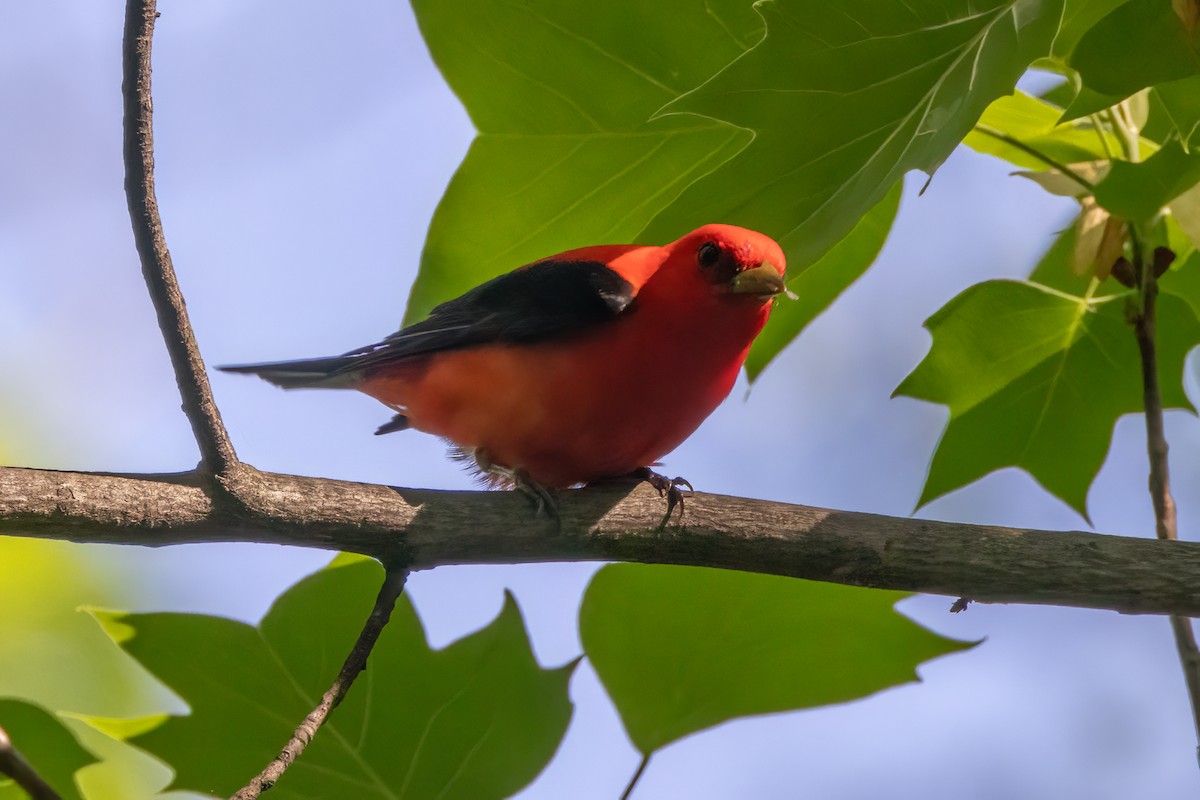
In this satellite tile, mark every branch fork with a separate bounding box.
[120,2,406,794]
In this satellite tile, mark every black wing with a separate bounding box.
[219,259,635,388]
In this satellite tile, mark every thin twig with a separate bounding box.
[972,124,1096,192]
[122,0,239,480]
[0,724,63,800]
[230,567,409,799]
[619,754,651,800]
[1131,255,1200,762]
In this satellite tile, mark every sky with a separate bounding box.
[4,2,1200,798]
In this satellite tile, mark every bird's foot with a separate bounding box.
[512,470,559,521]
[473,450,559,521]
[630,467,693,531]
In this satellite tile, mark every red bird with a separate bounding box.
[222,224,786,521]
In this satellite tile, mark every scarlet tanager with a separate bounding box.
[221,224,786,520]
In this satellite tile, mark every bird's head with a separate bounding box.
[671,224,787,302]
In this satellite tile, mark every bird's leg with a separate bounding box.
[629,467,693,530]
[473,450,559,521]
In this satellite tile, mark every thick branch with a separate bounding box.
[231,567,408,799]
[122,0,238,478]
[2,465,1200,616]
[0,724,62,800]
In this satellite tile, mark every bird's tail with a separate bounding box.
[218,356,362,389]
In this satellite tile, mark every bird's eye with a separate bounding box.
[697,242,721,268]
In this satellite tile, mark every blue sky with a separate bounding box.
[4,2,1200,798]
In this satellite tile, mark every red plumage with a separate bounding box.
[223,223,786,490]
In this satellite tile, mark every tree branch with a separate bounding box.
[1131,249,1200,758]
[3,465,1200,616]
[0,724,63,800]
[231,567,409,799]
[122,0,239,480]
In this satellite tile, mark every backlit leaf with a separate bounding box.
[964,91,1117,168]
[580,565,971,755]
[642,0,1063,270]
[896,279,1200,516]
[96,562,574,799]
[746,182,901,380]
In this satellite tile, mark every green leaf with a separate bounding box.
[1162,248,1200,319]
[1037,76,1077,110]
[97,561,574,799]
[965,91,1116,169]
[579,564,972,755]
[1052,0,1132,57]
[1094,140,1200,222]
[1163,203,1199,260]
[0,699,96,800]
[63,716,175,800]
[1026,216,1125,296]
[1028,219,1089,292]
[403,0,760,322]
[1155,75,1200,147]
[0,537,180,800]
[640,0,1063,269]
[1172,181,1200,250]
[745,181,901,380]
[1060,83,1129,123]
[0,539,165,719]
[0,537,174,800]
[1071,0,1200,97]
[896,280,1200,517]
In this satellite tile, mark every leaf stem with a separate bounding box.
[1131,254,1200,762]
[1103,103,1150,307]
[1090,113,1115,161]
[972,124,1096,192]
[229,566,409,799]
[1107,102,1140,163]
[0,724,63,800]
[619,753,652,800]
[122,0,240,483]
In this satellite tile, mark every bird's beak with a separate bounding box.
[729,263,785,298]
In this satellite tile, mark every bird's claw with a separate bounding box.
[474,451,560,523]
[632,467,693,530]
[514,472,560,522]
